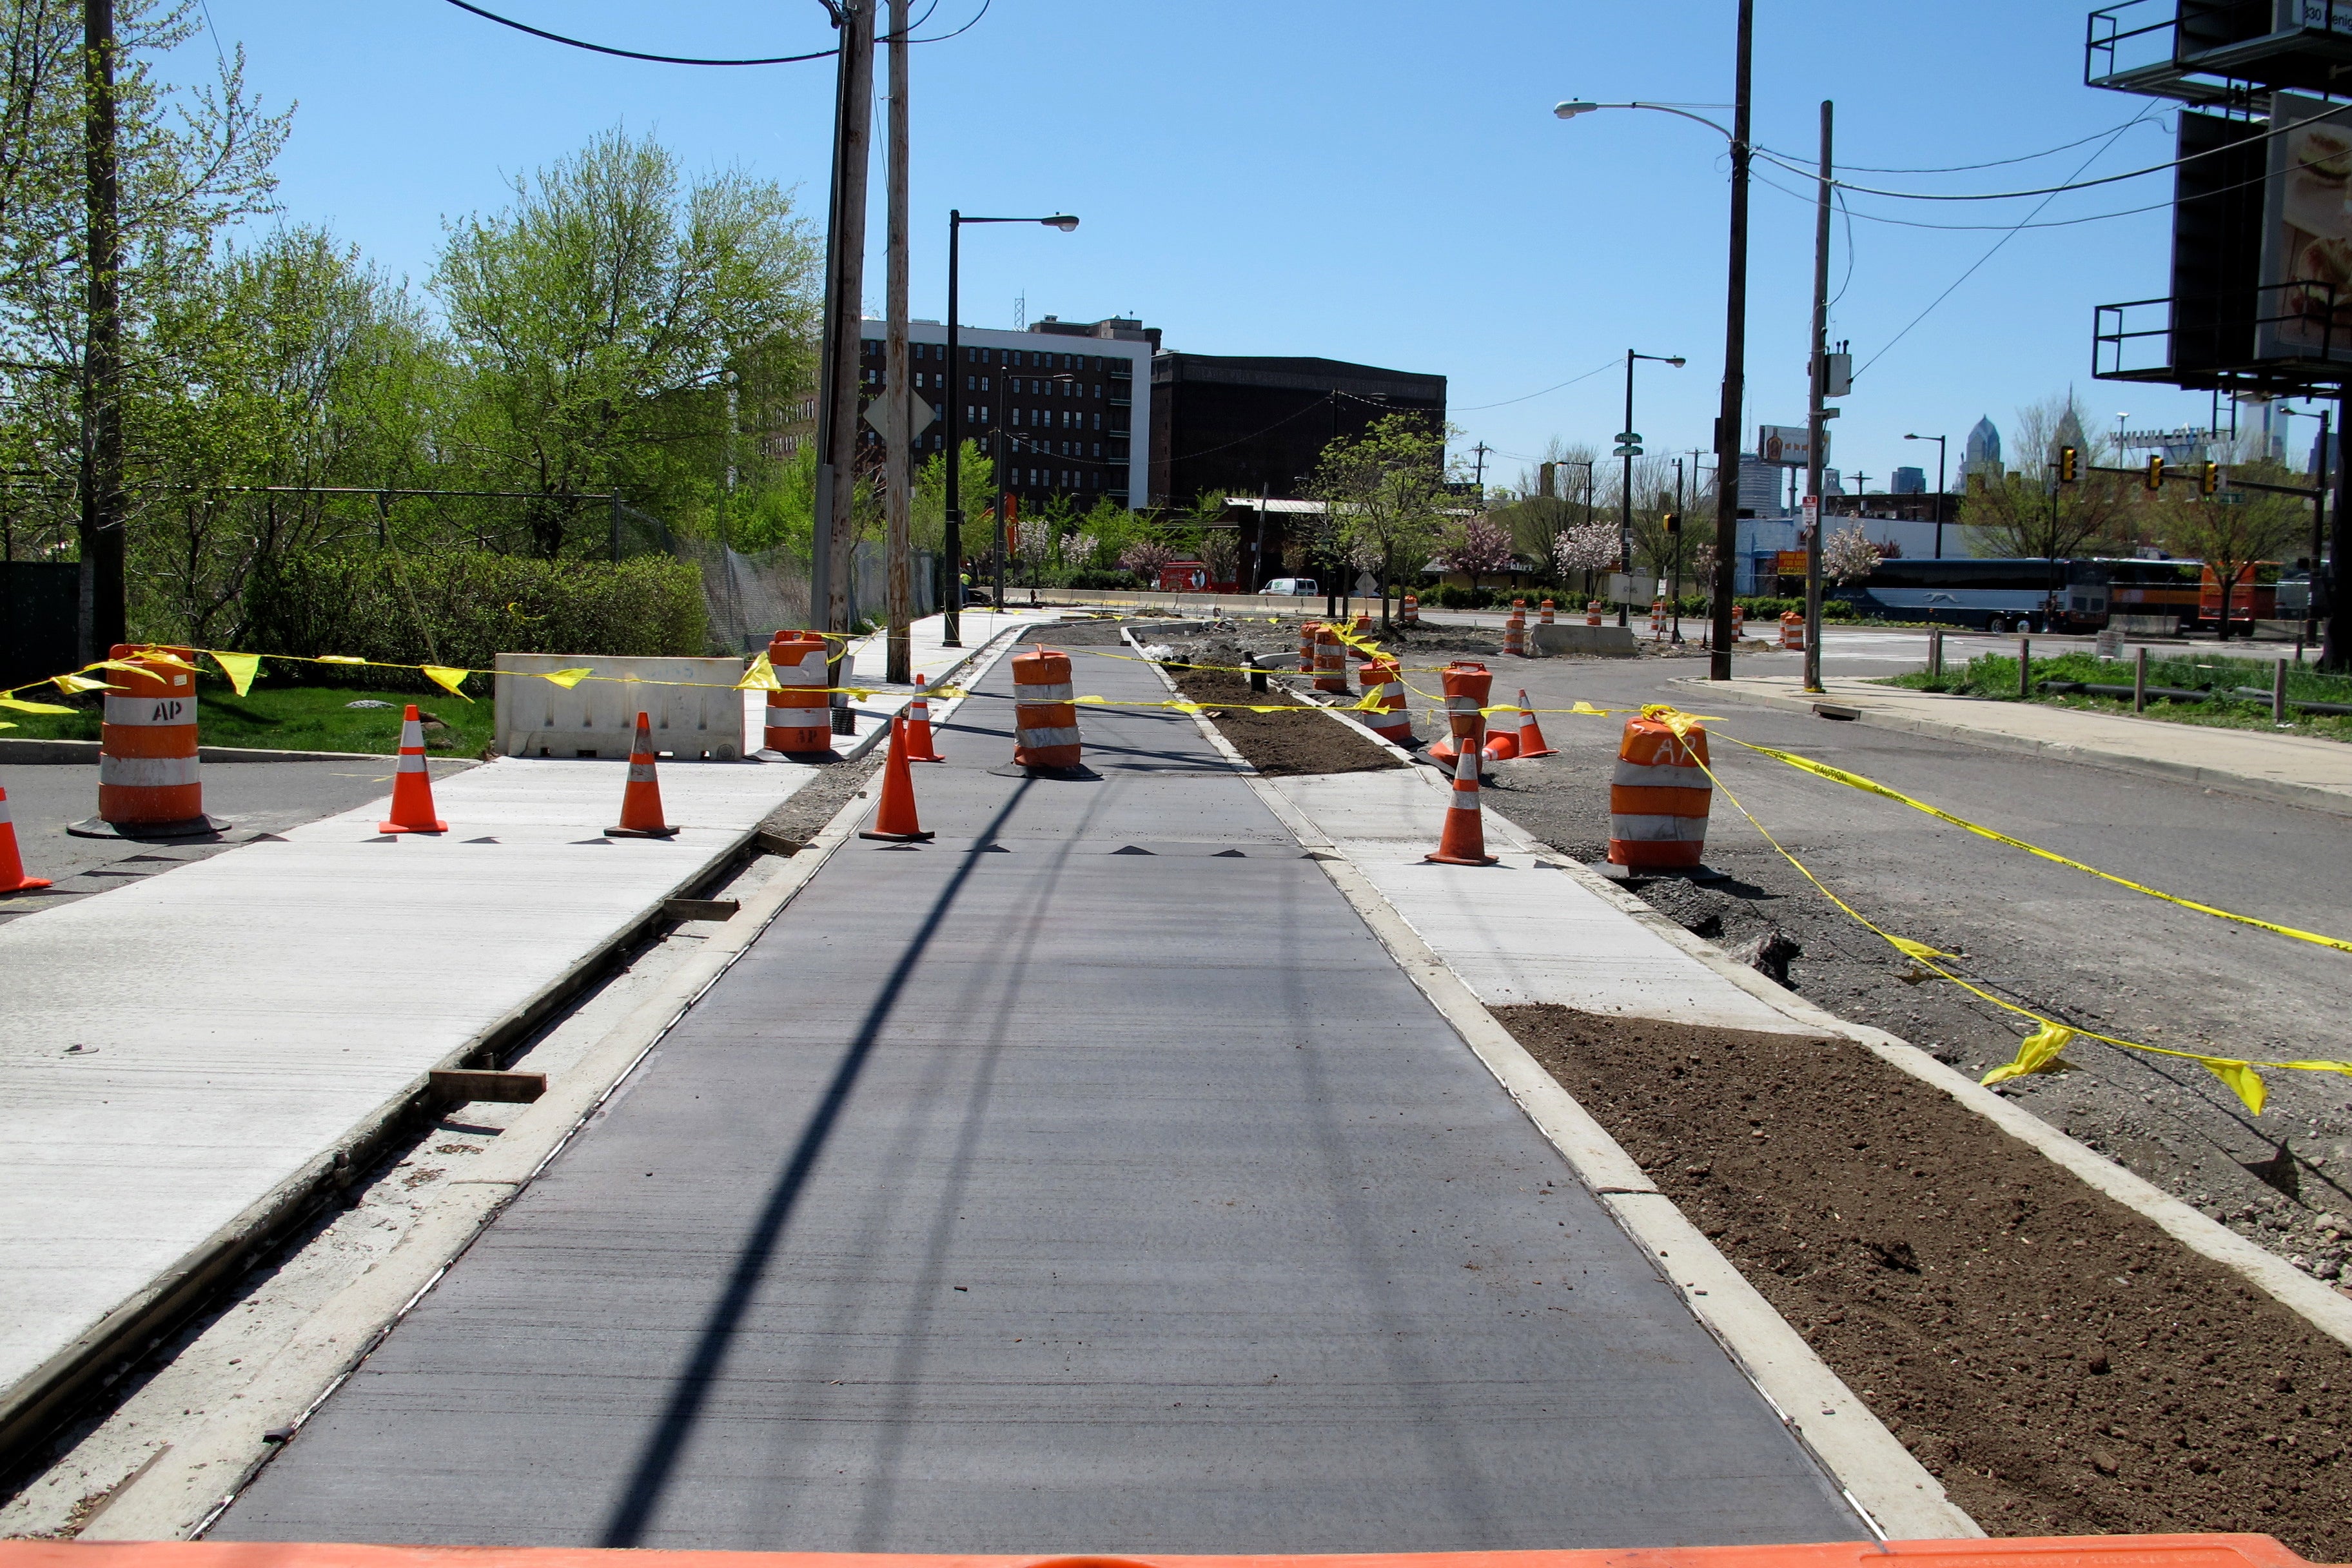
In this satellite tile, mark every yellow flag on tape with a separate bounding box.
[0,721,13,730]
[85,658,153,675]
[1571,700,1611,715]
[2202,1059,2267,1116]
[318,654,368,665]
[734,653,780,692]
[50,672,110,694]
[1981,1022,2074,1086]
[135,651,201,672]
[422,665,473,701]
[1073,694,1108,705]
[1170,700,1203,714]
[0,694,76,713]
[209,651,261,696]
[538,667,593,689]
[1889,936,1951,961]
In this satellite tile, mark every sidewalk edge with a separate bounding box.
[1668,676,2352,820]
[1124,630,1978,1544]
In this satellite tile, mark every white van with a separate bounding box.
[1259,578,1319,596]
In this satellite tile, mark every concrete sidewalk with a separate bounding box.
[213,629,1868,1554]
[1677,673,2352,818]
[0,618,1034,1463]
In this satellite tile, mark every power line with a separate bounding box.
[1752,101,2341,202]
[1778,108,2167,175]
[1856,110,2150,378]
[438,0,836,64]
[1453,357,1619,411]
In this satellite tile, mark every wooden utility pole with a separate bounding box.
[1707,0,1754,678]
[80,0,124,660]
[811,1,875,725]
[883,0,911,684]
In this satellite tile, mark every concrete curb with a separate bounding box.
[66,654,1026,1541]
[1126,629,1977,1544]
[1671,676,2352,820]
[0,738,382,764]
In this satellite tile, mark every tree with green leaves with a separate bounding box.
[1307,412,1454,629]
[2157,456,2310,640]
[431,127,819,557]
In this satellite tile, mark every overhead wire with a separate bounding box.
[1767,107,2168,175]
[1854,108,2159,377]
[1453,357,1620,412]
[438,0,838,63]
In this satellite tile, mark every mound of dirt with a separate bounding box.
[1168,656,1404,778]
[1498,1003,2352,1558]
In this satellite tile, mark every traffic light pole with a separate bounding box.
[2331,387,2351,671]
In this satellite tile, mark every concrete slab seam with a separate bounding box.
[1130,634,1978,1542]
[98,636,1039,1543]
[1671,677,2352,820]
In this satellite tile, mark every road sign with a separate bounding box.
[2216,491,2248,504]
[1614,431,1642,444]
[1612,445,1643,457]
[861,391,936,446]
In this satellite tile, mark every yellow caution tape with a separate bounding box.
[0,694,75,714]
[1729,739,2352,958]
[1683,745,2349,1116]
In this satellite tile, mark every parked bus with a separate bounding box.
[1825,558,2111,632]
[2198,562,2279,629]
[2093,558,2202,632]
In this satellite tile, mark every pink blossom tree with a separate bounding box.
[1824,524,1884,585]
[1553,523,1619,598]
[1442,515,1518,591]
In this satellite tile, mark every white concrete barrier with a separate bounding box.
[495,654,748,761]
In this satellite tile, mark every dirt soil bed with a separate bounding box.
[1496,1003,2352,1558]
[1167,652,1404,778]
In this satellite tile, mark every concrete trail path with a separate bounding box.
[215,632,1862,1554]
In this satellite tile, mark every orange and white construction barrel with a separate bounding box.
[70,643,225,839]
[1400,593,1420,626]
[1297,620,1318,674]
[1357,656,1411,744]
[1539,598,1556,626]
[1426,659,1492,763]
[1313,625,1348,694]
[1502,603,1527,658]
[1606,714,1712,876]
[1779,611,1805,651]
[764,631,832,754]
[1585,600,1603,627]
[1012,646,1083,770]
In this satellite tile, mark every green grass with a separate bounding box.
[2,682,496,756]
[1875,649,2352,743]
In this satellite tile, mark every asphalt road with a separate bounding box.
[0,755,474,926]
[1408,628,2352,1273]
[211,628,1863,1554]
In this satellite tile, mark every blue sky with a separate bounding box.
[175,1,2254,493]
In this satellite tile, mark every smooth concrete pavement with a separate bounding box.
[215,629,1864,1554]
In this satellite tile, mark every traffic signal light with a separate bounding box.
[2058,444,2078,484]
[2200,461,2220,496]
[1663,511,1680,536]
[2145,455,2164,492]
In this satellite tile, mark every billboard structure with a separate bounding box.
[1758,424,1823,467]
[2257,92,2352,363]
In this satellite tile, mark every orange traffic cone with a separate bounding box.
[903,674,944,762]
[1483,706,1520,761]
[859,716,935,843]
[1425,746,1498,866]
[609,712,680,838]
[1511,689,1557,758]
[378,704,447,834]
[0,785,52,892]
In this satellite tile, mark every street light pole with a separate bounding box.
[1803,99,1832,696]
[1715,0,1753,677]
[942,208,1078,649]
[1905,431,1947,558]
[1619,349,1685,628]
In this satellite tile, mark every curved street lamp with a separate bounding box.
[942,211,1079,645]
[1554,1,1755,673]
[1904,432,1949,558]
